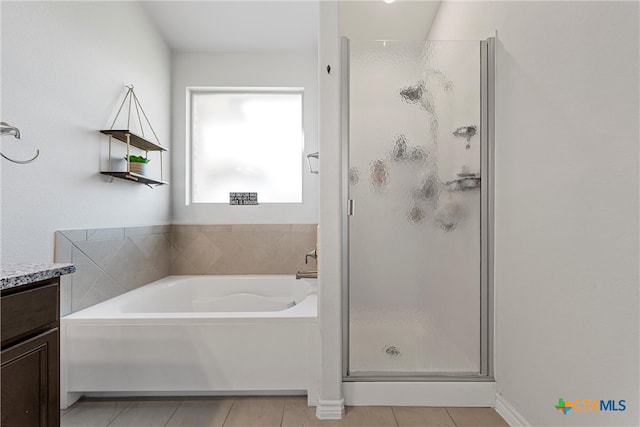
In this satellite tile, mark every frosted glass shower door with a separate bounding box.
[347,40,483,376]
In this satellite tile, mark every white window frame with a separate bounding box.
[186,87,305,205]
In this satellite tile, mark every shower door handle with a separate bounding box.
[347,199,355,216]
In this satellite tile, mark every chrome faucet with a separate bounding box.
[305,249,317,264]
[296,247,318,279]
[296,271,317,279]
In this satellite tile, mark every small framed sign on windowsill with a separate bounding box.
[229,192,258,205]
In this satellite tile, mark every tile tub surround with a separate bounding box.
[170,224,318,275]
[55,226,172,314]
[55,224,318,314]
[0,263,76,290]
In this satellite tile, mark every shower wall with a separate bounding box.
[347,41,482,375]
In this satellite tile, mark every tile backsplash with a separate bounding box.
[170,224,317,275]
[55,225,171,315]
[55,224,317,314]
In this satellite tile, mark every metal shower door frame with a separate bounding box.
[341,37,495,382]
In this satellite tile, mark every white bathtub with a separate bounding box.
[61,275,318,408]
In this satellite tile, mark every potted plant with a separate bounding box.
[125,155,150,176]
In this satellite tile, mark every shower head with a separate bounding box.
[0,122,21,139]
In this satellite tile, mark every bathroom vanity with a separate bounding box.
[0,263,75,427]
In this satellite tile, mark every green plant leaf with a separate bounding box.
[124,155,150,163]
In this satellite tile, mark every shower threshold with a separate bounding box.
[344,372,494,382]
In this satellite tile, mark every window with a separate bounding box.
[189,88,304,204]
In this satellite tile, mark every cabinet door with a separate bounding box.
[1,329,59,427]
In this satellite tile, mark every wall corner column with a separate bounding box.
[316,0,345,420]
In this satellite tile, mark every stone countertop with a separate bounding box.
[0,263,76,290]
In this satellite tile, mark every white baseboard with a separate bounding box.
[61,392,82,409]
[343,382,496,406]
[495,393,531,426]
[316,399,345,419]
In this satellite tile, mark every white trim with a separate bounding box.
[61,392,81,410]
[495,393,531,427]
[60,323,82,409]
[315,399,345,419]
[187,88,305,205]
[316,0,344,413]
[343,382,496,407]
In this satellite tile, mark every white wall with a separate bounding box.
[429,2,639,426]
[171,51,318,224]
[1,1,171,263]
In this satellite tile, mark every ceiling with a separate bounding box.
[141,1,320,52]
[141,1,442,53]
[340,1,441,42]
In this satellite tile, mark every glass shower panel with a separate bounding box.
[348,40,481,375]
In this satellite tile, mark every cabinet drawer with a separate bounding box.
[1,284,58,348]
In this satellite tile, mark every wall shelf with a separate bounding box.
[100,129,167,152]
[100,171,167,186]
[100,129,167,187]
[100,86,168,187]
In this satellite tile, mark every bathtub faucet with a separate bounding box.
[296,271,317,280]
[305,249,317,264]
[297,247,318,279]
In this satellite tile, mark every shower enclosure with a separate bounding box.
[343,38,494,380]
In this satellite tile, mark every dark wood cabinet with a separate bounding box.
[1,279,59,427]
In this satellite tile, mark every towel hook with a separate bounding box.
[0,122,40,164]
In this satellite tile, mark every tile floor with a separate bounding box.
[60,396,510,427]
